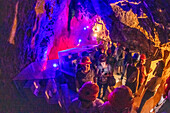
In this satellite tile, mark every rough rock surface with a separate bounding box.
[0,0,169,112]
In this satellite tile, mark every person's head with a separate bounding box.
[80,56,92,72]
[140,54,146,65]
[108,85,134,112]
[132,53,139,63]
[78,82,99,102]
[125,48,129,53]
[68,53,72,59]
[107,48,112,56]
[98,44,104,50]
[100,40,104,45]
[99,54,106,66]
[100,48,105,54]
[164,76,170,100]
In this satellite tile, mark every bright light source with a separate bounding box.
[53,63,58,67]
[79,39,82,43]
[45,90,49,99]
[33,82,39,89]
[86,26,89,28]
[94,33,97,37]
[43,66,46,70]
[84,27,87,30]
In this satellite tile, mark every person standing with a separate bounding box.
[97,54,112,100]
[106,48,116,74]
[115,42,123,75]
[76,56,96,91]
[121,48,132,80]
[137,60,165,113]
[125,53,139,93]
[137,54,147,88]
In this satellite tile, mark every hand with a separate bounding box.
[76,88,79,92]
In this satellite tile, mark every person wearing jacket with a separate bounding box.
[76,56,96,91]
[97,54,112,100]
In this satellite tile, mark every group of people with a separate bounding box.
[68,76,170,113]
[69,82,134,113]
[68,42,169,113]
[75,42,146,99]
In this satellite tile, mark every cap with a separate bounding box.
[80,56,92,65]
[132,53,139,60]
[140,54,146,60]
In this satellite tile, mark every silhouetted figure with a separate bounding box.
[99,85,134,113]
[137,60,165,113]
[68,82,103,113]
[121,48,132,80]
[125,53,139,93]
[106,48,116,74]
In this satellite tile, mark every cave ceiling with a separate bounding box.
[65,0,170,59]
[1,0,170,63]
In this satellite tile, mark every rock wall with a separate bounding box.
[0,0,169,112]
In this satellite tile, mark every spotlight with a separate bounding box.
[79,39,82,43]
[53,63,58,67]
[86,26,89,28]
[84,27,87,30]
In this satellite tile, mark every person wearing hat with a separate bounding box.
[125,53,139,93]
[68,82,104,113]
[97,54,112,100]
[76,56,96,91]
[137,60,165,113]
[137,54,147,88]
[76,51,90,71]
[99,85,134,113]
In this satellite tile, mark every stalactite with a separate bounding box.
[8,1,19,45]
